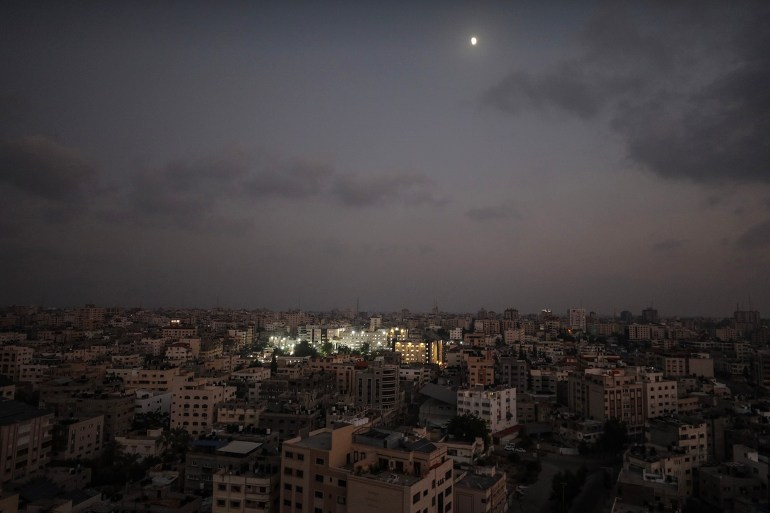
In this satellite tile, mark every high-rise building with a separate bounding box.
[568,308,586,332]
[642,307,659,324]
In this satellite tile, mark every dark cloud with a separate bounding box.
[0,135,96,200]
[483,2,770,185]
[332,172,444,207]
[652,238,687,252]
[245,156,333,199]
[736,220,770,249]
[121,150,442,229]
[465,203,520,222]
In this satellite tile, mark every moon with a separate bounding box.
[470,36,477,46]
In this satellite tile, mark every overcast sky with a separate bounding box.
[1,1,769,317]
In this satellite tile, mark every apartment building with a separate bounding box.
[171,384,237,436]
[567,367,645,435]
[52,415,104,461]
[115,428,166,460]
[0,400,54,483]
[0,346,33,382]
[120,367,195,393]
[355,364,400,411]
[465,353,495,387]
[212,465,279,513]
[135,389,173,415]
[394,341,428,365]
[496,357,527,392]
[217,401,265,428]
[185,440,267,495]
[280,423,454,513]
[640,370,678,419]
[455,469,508,513]
[456,386,517,434]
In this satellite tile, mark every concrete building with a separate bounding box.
[71,391,135,443]
[454,468,508,513]
[172,384,237,436]
[465,353,495,387]
[456,386,517,434]
[496,357,527,392]
[212,465,279,513]
[185,439,268,495]
[0,346,33,382]
[120,367,195,393]
[135,389,173,415]
[355,364,400,411]
[394,341,428,365]
[568,308,586,332]
[52,415,103,461]
[280,423,454,513]
[0,399,54,483]
[115,428,166,460]
[567,368,645,435]
[217,401,265,429]
[640,370,678,419]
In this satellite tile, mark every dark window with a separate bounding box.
[316,457,324,465]
[315,474,323,482]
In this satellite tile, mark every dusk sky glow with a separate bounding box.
[1,1,769,316]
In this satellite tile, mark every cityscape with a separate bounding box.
[0,304,768,513]
[2,1,770,513]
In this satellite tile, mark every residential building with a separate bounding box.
[186,440,267,495]
[0,346,33,382]
[0,399,54,483]
[115,428,166,460]
[355,364,400,411]
[52,415,103,461]
[212,464,280,513]
[172,384,237,436]
[567,368,645,435]
[455,468,508,513]
[456,386,517,434]
[280,423,455,513]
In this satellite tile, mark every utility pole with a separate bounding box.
[561,481,567,513]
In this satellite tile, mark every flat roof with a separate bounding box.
[0,400,50,425]
[295,432,333,450]
[457,472,504,490]
[217,441,262,455]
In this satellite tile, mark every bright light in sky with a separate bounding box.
[470,36,477,46]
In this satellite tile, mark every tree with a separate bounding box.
[293,341,318,358]
[270,354,278,373]
[161,428,191,464]
[598,418,628,453]
[320,341,334,356]
[447,413,491,450]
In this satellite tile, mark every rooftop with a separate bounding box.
[457,472,504,490]
[217,440,262,456]
[295,432,333,450]
[0,399,51,425]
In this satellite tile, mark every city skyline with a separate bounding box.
[1,1,769,316]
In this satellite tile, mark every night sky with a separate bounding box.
[1,1,769,316]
